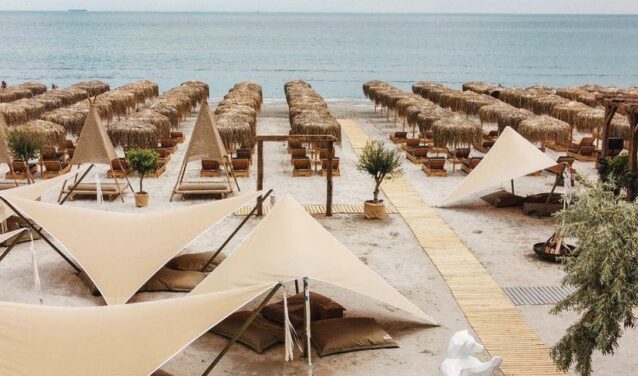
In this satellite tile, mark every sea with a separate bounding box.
[1,11,637,99]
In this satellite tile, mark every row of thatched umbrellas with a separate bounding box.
[363,81,483,148]
[0,81,48,103]
[463,82,633,141]
[107,81,209,149]
[215,81,263,148]
[414,81,573,146]
[285,80,341,142]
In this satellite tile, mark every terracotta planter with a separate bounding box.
[135,192,148,208]
[364,200,385,219]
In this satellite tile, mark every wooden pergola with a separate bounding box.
[255,134,338,216]
[600,96,638,200]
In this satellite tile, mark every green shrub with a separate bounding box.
[126,149,159,193]
[7,132,42,162]
[357,140,403,203]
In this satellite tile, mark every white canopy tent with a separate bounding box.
[3,191,262,305]
[191,194,438,326]
[439,126,557,207]
[0,283,276,376]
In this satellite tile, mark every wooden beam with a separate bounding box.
[326,141,333,216]
[255,135,338,143]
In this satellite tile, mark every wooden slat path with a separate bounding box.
[234,203,399,216]
[339,119,566,376]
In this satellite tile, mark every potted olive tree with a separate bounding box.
[126,149,159,208]
[7,132,42,183]
[357,140,402,219]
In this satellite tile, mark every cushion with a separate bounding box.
[151,370,174,376]
[179,182,230,191]
[71,183,121,192]
[166,251,226,272]
[311,317,399,357]
[210,311,283,354]
[481,190,525,208]
[140,267,207,292]
[262,292,345,328]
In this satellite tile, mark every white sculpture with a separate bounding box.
[441,330,503,376]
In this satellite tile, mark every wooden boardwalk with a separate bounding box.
[340,119,567,376]
[235,203,399,216]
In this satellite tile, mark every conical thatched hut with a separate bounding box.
[8,120,66,147]
[518,115,571,146]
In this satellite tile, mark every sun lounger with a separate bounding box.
[174,181,232,199]
[6,162,37,180]
[236,148,252,161]
[200,160,220,177]
[406,146,429,164]
[63,182,124,201]
[156,147,171,163]
[321,157,340,176]
[232,158,250,177]
[401,138,422,151]
[170,131,184,144]
[140,267,207,293]
[288,140,303,152]
[152,159,167,178]
[389,131,408,144]
[159,138,177,154]
[475,139,495,153]
[292,158,313,177]
[42,160,70,179]
[107,158,133,178]
[447,148,470,172]
[567,137,597,162]
[461,156,482,174]
[421,157,447,177]
[290,148,307,164]
[39,146,66,162]
[545,156,575,176]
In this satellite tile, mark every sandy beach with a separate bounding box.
[0,98,636,375]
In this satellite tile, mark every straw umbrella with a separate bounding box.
[431,114,482,148]
[518,115,571,146]
[574,108,631,140]
[107,119,159,149]
[17,81,47,96]
[71,81,110,97]
[8,120,66,147]
[462,82,497,95]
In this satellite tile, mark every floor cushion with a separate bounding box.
[311,317,399,357]
[481,190,525,208]
[210,310,283,353]
[166,251,226,272]
[262,292,345,328]
[140,267,207,292]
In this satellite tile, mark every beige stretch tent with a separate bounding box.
[61,99,131,203]
[4,191,261,305]
[0,283,276,376]
[171,100,239,201]
[440,126,557,206]
[191,194,438,326]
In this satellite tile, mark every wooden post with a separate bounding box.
[326,141,333,217]
[600,104,617,159]
[256,140,264,216]
[628,113,638,202]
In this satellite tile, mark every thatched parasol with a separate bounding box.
[107,119,159,149]
[0,87,32,103]
[0,103,28,125]
[431,114,482,148]
[550,101,592,126]
[479,103,533,132]
[8,120,66,147]
[528,94,568,115]
[285,80,340,142]
[131,109,171,139]
[556,87,599,107]
[41,107,88,136]
[71,81,110,97]
[574,108,631,139]
[17,81,47,96]
[412,82,450,102]
[518,115,571,145]
[215,81,263,147]
[462,82,497,95]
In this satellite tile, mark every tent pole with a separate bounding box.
[0,197,82,273]
[170,160,188,202]
[111,173,125,203]
[201,283,283,376]
[541,163,565,214]
[199,189,273,272]
[221,159,235,193]
[295,280,300,294]
[59,164,94,205]
[116,158,135,194]
[510,179,515,195]
[8,163,19,187]
[0,229,26,264]
[226,156,240,192]
[302,277,312,366]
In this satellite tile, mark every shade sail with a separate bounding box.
[0,167,87,222]
[184,101,228,164]
[191,194,437,325]
[0,283,275,376]
[5,191,261,305]
[71,102,118,166]
[440,126,557,207]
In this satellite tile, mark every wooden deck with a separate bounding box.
[235,203,399,216]
[340,119,567,376]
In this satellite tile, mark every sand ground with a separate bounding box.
[0,99,635,375]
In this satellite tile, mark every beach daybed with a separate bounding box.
[422,157,447,177]
[173,181,232,199]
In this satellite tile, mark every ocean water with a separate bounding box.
[0,12,637,98]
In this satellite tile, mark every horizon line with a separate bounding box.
[0,10,637,16]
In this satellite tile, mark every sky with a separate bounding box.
[1,0,638,14]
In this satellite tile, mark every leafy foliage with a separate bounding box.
[597,153,630,195]
[126,149,158,193]
[357,140,403,203]
[551,179,638,375]
[7,132,42,162]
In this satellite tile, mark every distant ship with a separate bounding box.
[67,9,88,12]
